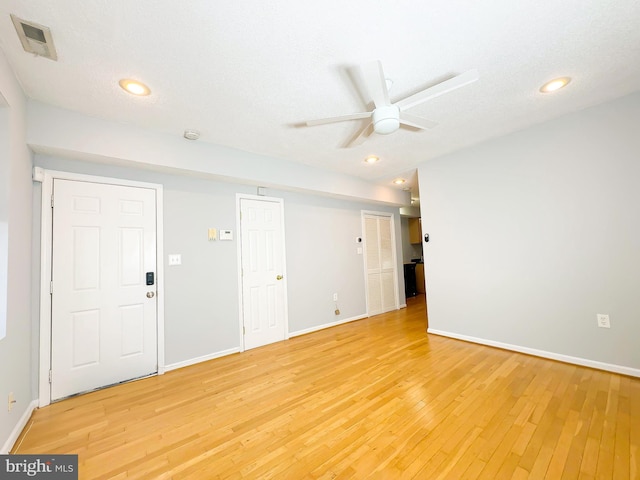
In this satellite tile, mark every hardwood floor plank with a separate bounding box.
[630,377,640,479]
[11,295,640,479]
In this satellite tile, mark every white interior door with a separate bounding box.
[239,197,287,350]
[50,179,158,400]
[363,212,399,316]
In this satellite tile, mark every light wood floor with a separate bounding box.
[14,295,640,479]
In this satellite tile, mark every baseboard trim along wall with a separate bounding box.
[164,348,241,372]
[428,329,640,378]
[1,400,38,454]
[290,314,368,338]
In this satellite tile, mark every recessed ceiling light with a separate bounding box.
[119,79,151,96]
[364,155,379,164]
[539,77,571,93]
[393,178,406,185]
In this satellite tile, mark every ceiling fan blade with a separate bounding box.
[306,111,372,127]
[396,69,479,111]
[399,112,438,130]
[345,122,374,148]
[360,60,391,108]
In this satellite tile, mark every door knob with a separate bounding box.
[146,291,155,298]
[276,275,283,280]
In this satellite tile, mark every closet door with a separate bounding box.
[363,212,399,316]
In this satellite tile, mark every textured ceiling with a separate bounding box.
[1,0,639,197]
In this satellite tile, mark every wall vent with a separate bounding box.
[10,14,58,61]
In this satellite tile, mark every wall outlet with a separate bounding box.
[596,314,610,328]
[333,293,338,301]
[8,392,15,412]
[168,254,182,266]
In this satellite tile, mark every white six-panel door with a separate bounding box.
[50,179,158,400]
[239,197,287,350]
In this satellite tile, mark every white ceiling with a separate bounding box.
[1,0,639,199]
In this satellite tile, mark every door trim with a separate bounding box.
[235,193,289,351]
[38,169,165,407]
[361,210,400,316]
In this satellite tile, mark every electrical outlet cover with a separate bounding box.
[596,314,610,328]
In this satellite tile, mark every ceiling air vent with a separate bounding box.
[10,14,58,61]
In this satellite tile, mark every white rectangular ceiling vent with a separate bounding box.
[10,14,58,61]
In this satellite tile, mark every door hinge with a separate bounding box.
[50,281,53,294]
[51,194,54,208]
[48,370,52,384]
[243,326,245,335]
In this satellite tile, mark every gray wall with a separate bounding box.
[282,191,403,331]
[0,102,8,339]
[0,51,33,452]
[419,92,640,370]
[32,156,404,368]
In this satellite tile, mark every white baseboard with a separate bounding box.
[427,329,640,378]
[289,314,368,338]
[1,400,38,454]
[164,348,240,372]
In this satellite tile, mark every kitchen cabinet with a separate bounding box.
[408,218,421,244]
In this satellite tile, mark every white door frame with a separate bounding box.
[361,210,400,316]
[37,169,165,407]
[235,193,289,351]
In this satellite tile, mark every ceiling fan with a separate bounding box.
[305,61,478,147]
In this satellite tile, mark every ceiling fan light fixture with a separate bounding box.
[119,78,151,96]
[372,105,400,135]
[539,77,571,93]
[303,61,478,146]
[374,118,400,135]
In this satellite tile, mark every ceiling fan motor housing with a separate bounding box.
[373,105,400,135]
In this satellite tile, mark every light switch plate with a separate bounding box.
[219,230,233,241]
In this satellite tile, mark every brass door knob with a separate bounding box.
[276,275,283,280]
